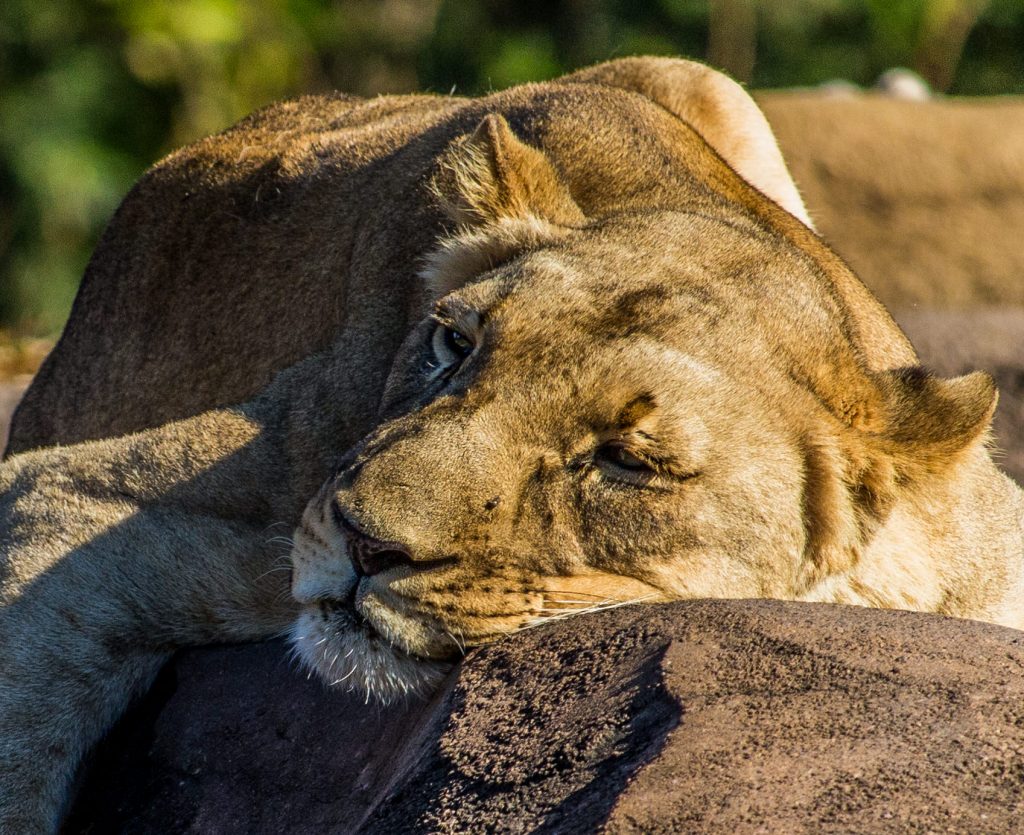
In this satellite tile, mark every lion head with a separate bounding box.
[289,112,995,701]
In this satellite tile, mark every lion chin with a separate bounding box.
[290,603,449,704]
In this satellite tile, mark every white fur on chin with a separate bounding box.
[290,607,448,704]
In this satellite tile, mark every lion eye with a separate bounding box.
[431,323,475,369]
[444,327,474,357]
[595,443,653,473]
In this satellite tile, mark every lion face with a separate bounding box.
[290,211,837,699]
[289,116,995,701]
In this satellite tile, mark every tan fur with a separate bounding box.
[2,58,1023,832]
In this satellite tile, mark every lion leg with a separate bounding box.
[0,407,301,831]
[0,338,372,829]
[0,631,169,832]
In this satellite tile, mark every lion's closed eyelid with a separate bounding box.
[595,442,654,472]
[431,300,483,332]
[589,432,701,483]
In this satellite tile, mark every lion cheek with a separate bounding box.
[288,501,356,605]
[644,554,764,600]
[357,588,461,660]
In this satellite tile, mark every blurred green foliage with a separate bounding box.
[2,0,1022,335]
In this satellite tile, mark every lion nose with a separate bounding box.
[333,505,415,578]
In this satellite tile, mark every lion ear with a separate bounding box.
[844,368,996,517]
[873,368,997,471]
[800,369,996,581]
[433,113,584,228]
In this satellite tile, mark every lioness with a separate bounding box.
[2,57,1023,832]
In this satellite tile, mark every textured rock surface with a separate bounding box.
[64,643,429,833]
[67,601,1024,833]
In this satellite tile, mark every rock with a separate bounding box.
[67,600,1024,832]
[874,68,932,101]
[64,642,428,833]
[759,95,1024,312]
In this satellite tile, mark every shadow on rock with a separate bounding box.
[66,599,1024,833]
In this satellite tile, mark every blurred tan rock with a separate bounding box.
[759,94,1024,312]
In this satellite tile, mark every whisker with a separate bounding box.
[255,565,295,582]
[265,535,296,548]
[519,595,657,631]
[540,589,621,600]
[330,666,358,686]
[445,630,466,655]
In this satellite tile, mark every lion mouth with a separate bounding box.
[319,587,366,628]
[290,589,449,702]
[308,586,388,654]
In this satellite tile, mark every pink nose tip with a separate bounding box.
[333,507,414,578]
